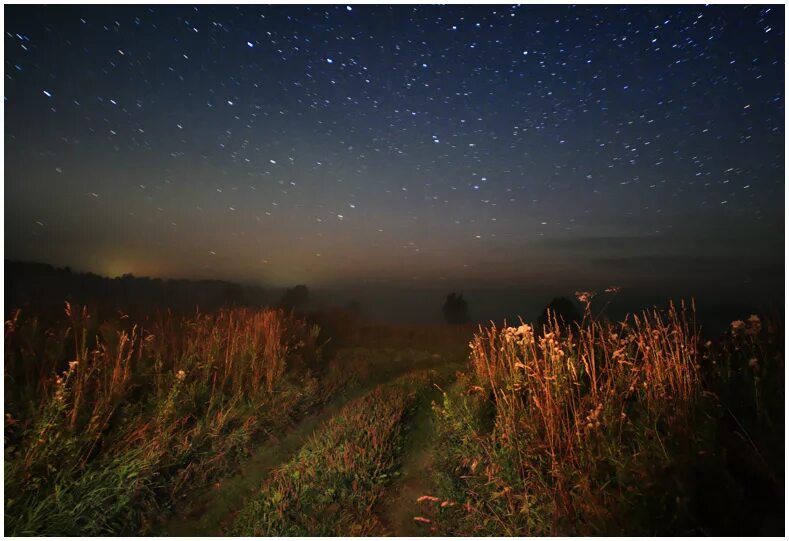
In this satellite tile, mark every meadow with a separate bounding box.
[3,296,783,536]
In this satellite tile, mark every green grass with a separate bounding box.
[228,370,435,536]
[5,447,159,536]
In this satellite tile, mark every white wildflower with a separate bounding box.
[575,290,596,303]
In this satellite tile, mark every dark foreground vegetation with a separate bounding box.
[3,281,784,536]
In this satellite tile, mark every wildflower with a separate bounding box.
[516,324,532,337]
[176,369,186,382]
[585,403,604,429]
[515,324,534,346]
[575,290,595,303]
[539,332,558,352]
[748,358,759,370]
[503,327,517,342]
[705,340,713,348]
[68,360,79,371]
[730,320,746,334]
[53,375,67,403]
[745,314,761,336]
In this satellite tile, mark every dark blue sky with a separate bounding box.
[5,4,785,324]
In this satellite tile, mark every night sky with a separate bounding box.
[4,4,785,324]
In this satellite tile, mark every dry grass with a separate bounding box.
[4,297,781,536]
[4,303,334,535]
[428,300,783,535]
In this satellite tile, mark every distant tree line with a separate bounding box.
[8,260,587,333]
[5,260,274,319]
[440,292,583,330]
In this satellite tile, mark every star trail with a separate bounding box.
[4,4,785,323]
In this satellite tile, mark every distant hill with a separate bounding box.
[5,260,276,319]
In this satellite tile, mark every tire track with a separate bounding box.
[158,349,460,536]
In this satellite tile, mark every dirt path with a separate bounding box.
[160,400,343,536]
[377,375,452,536]
[158,349,461,536]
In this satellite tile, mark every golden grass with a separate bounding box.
[430,300,722,534]
[4,303,331,535]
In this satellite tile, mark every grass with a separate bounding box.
[422,300,784,536]
[159,345,463,535]
[228,370,435,536]
[4,297,782,536]
[4,304,352,535]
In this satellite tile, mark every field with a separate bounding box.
[3,299,784,536]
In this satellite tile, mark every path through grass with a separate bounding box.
[159,346,464,535]
[228,370,433,535]
[376,379,446,536]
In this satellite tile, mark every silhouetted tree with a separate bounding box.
[537,297,581,330]
[278,285,310,313]
[442,292,470,324]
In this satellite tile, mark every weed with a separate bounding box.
[4,305,340,535]
[426,301,783,535]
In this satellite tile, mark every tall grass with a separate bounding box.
[426,301,783,535]
[4,304,337,535]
